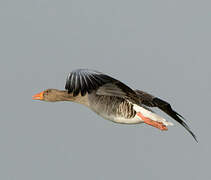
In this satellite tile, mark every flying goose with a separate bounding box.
[32,69,197,142]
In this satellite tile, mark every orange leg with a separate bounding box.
[137,112,168,131]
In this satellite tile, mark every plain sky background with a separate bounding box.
[0,0,210,179]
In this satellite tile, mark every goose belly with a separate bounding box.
[91,109,143,124]
[88,94,143,124]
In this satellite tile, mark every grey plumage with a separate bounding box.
[64,69,197,142]
[88,94,136,120]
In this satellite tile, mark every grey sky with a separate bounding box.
[0,0,210,179]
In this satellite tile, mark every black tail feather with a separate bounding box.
[153,98,198,142]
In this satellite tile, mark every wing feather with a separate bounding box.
[134,89,198,142]
[79,71,86,96]
[65,69,139,103]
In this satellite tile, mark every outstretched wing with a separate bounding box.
[134,90,198,142]
[65,69,139,103]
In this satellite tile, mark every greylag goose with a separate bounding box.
[32,69,197,142]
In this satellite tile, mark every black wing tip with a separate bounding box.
[186,127,198,143]
[153,98,198,142]
[191,132,198,143]
[174,112,198,143]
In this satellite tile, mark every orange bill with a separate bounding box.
[32,91,44,100]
